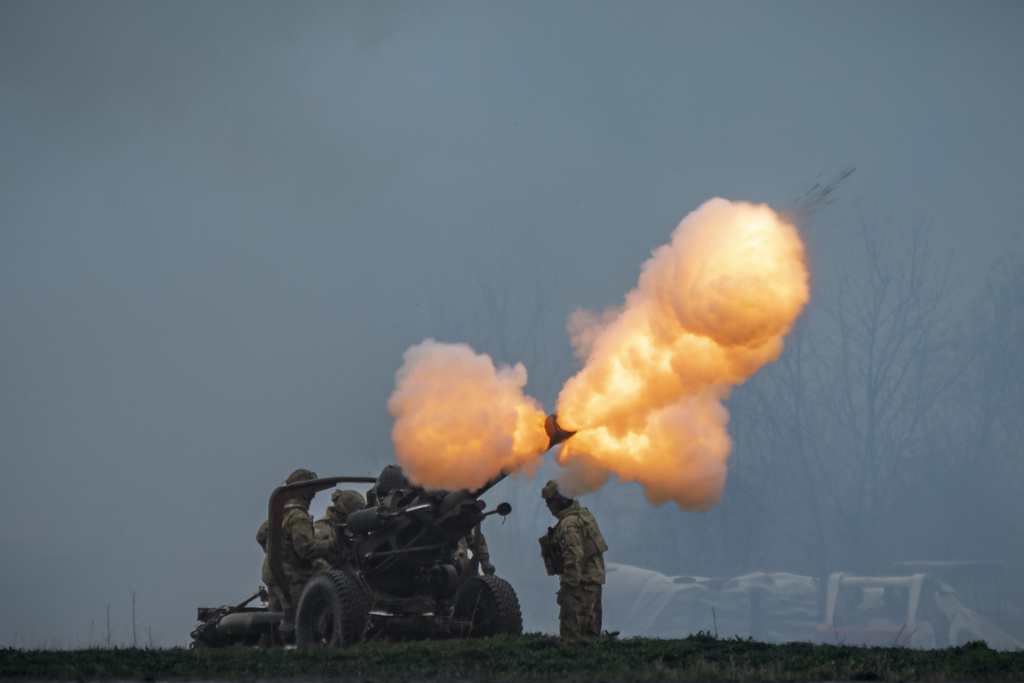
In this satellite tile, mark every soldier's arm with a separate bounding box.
[256,520,269,551]
[313,519,336,543]
[474,529,495,574]
[290,515,331,560]
[559,517,585,587]
[474,529,490,561]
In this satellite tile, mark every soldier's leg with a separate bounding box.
[573,583,595,637]
[556,584,585,638]
[278,580,306,643]
[259,584,287,647]
[262,585,290,651]
[581,583,602,636]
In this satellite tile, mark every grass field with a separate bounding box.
[3,633,1023,681]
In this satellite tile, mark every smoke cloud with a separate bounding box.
[554,198,809,508]
[388,339,548,490]
[390,199,808,510]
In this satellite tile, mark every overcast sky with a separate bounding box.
[2,1,1022,647]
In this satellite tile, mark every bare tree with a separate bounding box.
[727,321,835,575]
[722,205,960,581]
[927,255,1024,560]
[425,269,576,407]
[820,209,957,568]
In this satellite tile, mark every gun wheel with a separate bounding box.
[295,570,370,647]
[451,574,523,638]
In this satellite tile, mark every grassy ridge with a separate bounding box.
[3,633,1023,681]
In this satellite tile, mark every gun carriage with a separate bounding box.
[190,414,575,648]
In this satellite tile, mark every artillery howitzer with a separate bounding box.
[191,414,576,648]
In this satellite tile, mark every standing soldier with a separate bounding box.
[538,480,608,638]
[314,489,366,571]
[453,524,495,576]
[256,468,332,644]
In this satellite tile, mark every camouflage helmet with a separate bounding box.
[331,489,366,515]
[541,480,569,502]
[285,468,318,485]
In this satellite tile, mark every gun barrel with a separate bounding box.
[544,413,576,450]
[473,471,508,497]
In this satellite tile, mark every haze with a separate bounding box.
[2,1,1022,648]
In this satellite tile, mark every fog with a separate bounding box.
[2,1,1022,648]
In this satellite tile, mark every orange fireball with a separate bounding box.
[388,198,809,510]
[388,339,548,491]
[555,199,808,509]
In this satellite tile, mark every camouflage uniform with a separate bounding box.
[539,480,607,638]
[256,468,332,643]
[453,525,495,575]
[313,489,366,571]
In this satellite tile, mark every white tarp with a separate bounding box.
[604,563,819,643]
[603,563,1022,650]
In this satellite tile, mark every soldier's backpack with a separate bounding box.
[538,506,608,576]
[538,528,561,576]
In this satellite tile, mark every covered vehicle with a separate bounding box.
[603,563,820,643]
[814,572,1022,650]
[602,564,1021,650]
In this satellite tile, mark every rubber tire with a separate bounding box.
[295,570,370,647]
[452,574,523,638]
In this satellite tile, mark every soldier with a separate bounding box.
[453,525,495,576]
[256,468,332,644]
[366,464,413,508]
[314,489,366,571]
[538,480,608,638]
